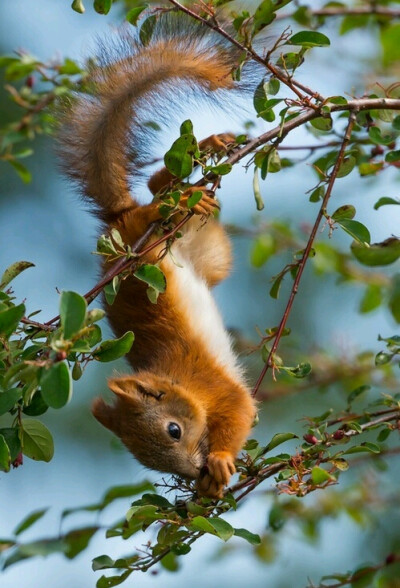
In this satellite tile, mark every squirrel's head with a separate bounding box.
[92,372,209,480]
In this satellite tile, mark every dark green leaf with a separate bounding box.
[92,555,116,571]
[60,291,87,339]
[139,15,156,46]
[265,432,298,452]
[93,332,134,362]
[0,435,11,472]
[0,304,25,337]
[3,539,67,569]
[0,389,21,415]
[233,528,261,544]
[309,186,325,203]
[93,0,112,14]
[375,351,392,366]
[190,516,234,541]
[269,504,285,531]
[285,362,312,378]
[337,220,370,245]
[350,566,377,588]
[96,570,133,588]
[270,273,284,299]
[40,362,72,409]
[103,482,155,506]
[343,442,380,455]
[14,509,48,536]
[374,197,400,210]
[0,261,34,289]
[288,31,330,48]
[369,126,395,146]
[21,419,54,462]
[0,428,21,461]
[23,391,48,416]
[385,150,400,163]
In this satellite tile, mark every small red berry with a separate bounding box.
[303,434,318,445]
[26,75,34,88]
[55,351,67,362]
[333,429,345,440]
[12,453,23,468]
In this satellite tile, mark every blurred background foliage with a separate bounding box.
[1,1,400,587]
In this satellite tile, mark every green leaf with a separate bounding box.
[359,161,383,176]
[104,276,120,305]
[265,432,298,452]
[21,419,54,462]
[96,570,133,587]
[310,116,332,131]
[64,526,98,559]
[92,555,116,571]
[186,190,203,209]
[190,516,234,541]
[385,150,400,163]
[139,14,156,46]
[265,78,280,96]
[351,238,400,266]
[71,0,85,13]
[369,126,395,146]
[40,362,72,409]
[126,5,148,25]
[164,134,198,179]
[270,273,284,299]
[359,284,382,313]
[332,205,356,221]
[134,264,166,294]
[23,391,48,417]
[375,351,392,366]
[0,389,21,415]
[3,539,67,569]
[103,481,155,506]
[309,186,325,203]
[9,160,32,183]
[0,435,11,472]
[350,566,377,588]
[0,304,25,337]
[0,261,34,289]
[253,0,276,34]
[288,31,330,48]
[285,362,312,378]
[389,275,400,323]
[374,196,400,210]
[93,332,134,362]
[251,234,275,268]
[58,58,83,75]
[0,428,21,461]
[93,0,112,14]
[343,442,380,455]
[311,466,334,484]
[336,220,370,245]
[233,528,261,545]
[60,291,87,339]
[14,509,48,536]
[336,155,356,178]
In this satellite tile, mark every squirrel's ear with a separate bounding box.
[108,376,165,401]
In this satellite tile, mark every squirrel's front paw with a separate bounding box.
[196,451,235,499]
[198,133,237,154]
[180,187,219,216]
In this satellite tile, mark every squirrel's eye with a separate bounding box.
[167,422,181,440]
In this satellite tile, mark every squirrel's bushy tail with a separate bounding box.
[57,15,241,222]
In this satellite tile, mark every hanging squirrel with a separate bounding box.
[58,15,256,498]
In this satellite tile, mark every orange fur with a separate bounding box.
[59,17,256,498]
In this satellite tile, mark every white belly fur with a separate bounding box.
[164,252,246,386]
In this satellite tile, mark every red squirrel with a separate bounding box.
[58,15,256,498]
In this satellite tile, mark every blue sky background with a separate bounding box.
[0,2,399,587]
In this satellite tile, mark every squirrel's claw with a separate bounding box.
[195,451,235,498]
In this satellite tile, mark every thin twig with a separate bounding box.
[276,6,400,21]
[251,110,358,397]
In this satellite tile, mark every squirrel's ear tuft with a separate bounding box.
[91,396,118,434]
[108,375,165,401]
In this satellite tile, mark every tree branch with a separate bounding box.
[275,6,400,21]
